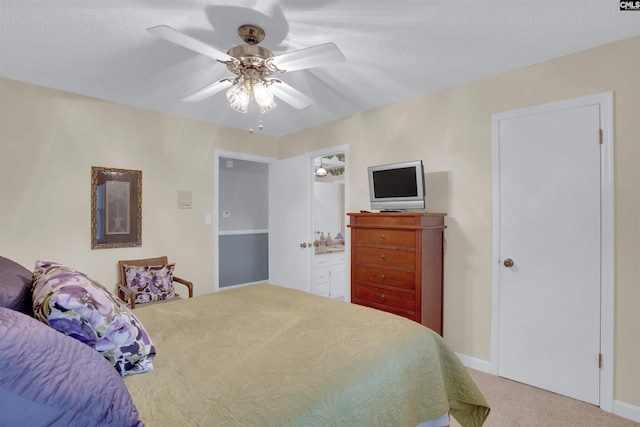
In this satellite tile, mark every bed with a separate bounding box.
[0,256,490,427]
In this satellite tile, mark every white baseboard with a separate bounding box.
[455,352,492,374]
[455,352,640,424]
[614,400,640,423]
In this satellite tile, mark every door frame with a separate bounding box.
[489,92,614,411]
[213,150,276,292]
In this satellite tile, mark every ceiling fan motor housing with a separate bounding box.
[226,44,280,79]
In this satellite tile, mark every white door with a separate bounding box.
[496,103,601,404]
[268,154,313,292]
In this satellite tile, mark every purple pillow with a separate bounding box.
[0,307,143,426]
[0,255,33,314]
[32,260,155,377]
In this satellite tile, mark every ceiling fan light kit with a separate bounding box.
[147,23,345,132]
[222,32,281,115]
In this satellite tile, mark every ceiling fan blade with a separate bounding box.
[182,79,233,102]
[268,81,314,110]
[271,42,345,72]
[147,25,234,62]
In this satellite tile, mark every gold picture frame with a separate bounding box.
[91,166,142,249]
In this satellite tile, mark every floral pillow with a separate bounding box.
[124,263,177,304]
[31,260,155,377]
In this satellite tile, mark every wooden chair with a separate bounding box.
[117,256,193,309]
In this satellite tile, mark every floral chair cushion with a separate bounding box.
[31,260,155,377]
[123,263,177,304]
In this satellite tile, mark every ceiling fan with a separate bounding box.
[147,24,346,121]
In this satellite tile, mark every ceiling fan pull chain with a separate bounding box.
[248,94,254,133]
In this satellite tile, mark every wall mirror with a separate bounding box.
[313,153,345,253]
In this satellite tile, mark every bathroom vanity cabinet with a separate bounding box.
[313,251,347,301]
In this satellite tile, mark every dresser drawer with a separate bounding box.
[354,265,416,290]
[355,246,415,269]
[353,283,415,312]
[354,300,417,322]
[353,228,415,248]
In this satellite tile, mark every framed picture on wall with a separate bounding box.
[91,166,142,249]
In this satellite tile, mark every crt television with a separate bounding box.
[367,160,425,211]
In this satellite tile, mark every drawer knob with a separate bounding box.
[380,294,386,301]
[381,254,386,260]
[380,274,385,281]
[380,233,386,240]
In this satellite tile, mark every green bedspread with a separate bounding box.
[124,284,489,426]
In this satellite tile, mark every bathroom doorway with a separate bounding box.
[311,147,348,301]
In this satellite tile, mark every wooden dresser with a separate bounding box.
[348,212,446,335]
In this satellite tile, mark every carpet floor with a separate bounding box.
[450,368,639,427]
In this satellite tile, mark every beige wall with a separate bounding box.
[1,35,638,407]
[278,36,640,406]
[0,79,279,297]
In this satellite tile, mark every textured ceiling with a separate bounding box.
[1,1,638,137]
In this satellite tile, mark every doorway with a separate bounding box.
[216,146,348,301]
[214,150,275,291]
[312,150,347,301]
[268,146,349,298]
[490,92,614,409]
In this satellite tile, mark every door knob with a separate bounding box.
[503,258,514,267]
